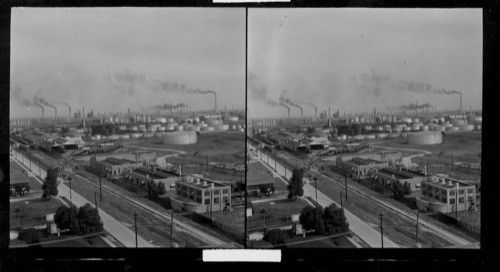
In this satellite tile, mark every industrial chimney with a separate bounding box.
[459,93,462,112]
[214,92,217,113]
[315,107,317,118]
[287,107,290,118]
[69,107,71,118]
[54,107,57,116]
[329,107,331,118]
[41,107,44,117]
[300,108,303,117]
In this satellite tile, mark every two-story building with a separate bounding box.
[123,167,179,190]
[336,156,388,178]
[370,166,426,191]
[170,176,232,213]
[416,176,477,213]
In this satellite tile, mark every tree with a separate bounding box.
[288,168,304,200]
[299,206,326,235]
[146,181,167,200]
[77,203,104,235]
[323,204,349,235]
[259,184,275,196]
[13,183,30,196]
[403,181,412,196]
[18,227,40,244]
[264,228,287,245]
[393,181,411,200]
[42,168,59,200]
[54,205,80,234]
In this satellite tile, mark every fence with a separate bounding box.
[187,212,245,244]
[166,157,244,182]
[412,156,481,181]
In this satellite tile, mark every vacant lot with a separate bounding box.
[130,133,245,163]
[10,160,42,191]
[210,206,245,234]
[375,134,481,163]
[10,198,64,228]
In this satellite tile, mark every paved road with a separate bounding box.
[249,146,400,248]
[12,152,154,248]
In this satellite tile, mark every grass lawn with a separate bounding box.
[40,233,110,247]
[210,206,245,234]
[10,198,64,227]
[248,198,309,230]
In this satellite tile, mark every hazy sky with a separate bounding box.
[248,8,482,118]
[11,8,245,118]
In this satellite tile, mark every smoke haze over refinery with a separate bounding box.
[10,8,245,118]
[248,9,482,118]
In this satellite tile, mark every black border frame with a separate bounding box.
[1,0,498,270]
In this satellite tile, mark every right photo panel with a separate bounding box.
[246,8,482,249]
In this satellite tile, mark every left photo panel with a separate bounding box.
[9,8,246,248]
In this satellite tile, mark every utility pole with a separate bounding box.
[455,189,458,220]
[274,153,277,171]
[340,192,343,208]
[344,165,348,203]
[94,192,98,209]
[170,212,174,248]
[69,177,72,201]
[380,213,384,248]
[415,210,420,245]
[134,212,138,248]
[99,172,102,202]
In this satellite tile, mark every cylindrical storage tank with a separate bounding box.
[411,124,421,131]
[421,125,429,131]
[413,118,420,123]
[365,134,376,140]
[364,125,372,131]
[225,116,239,122]
[161,131,197,145]
[120,134,130,140]
[166,124,176,131]
[401,117,412,123]
[131,133,142,139]
[469,116,482,124]
[353,135,365,141]
[206,119,220,126]
[403,126,412,131]
[95,134,102,140]
[175,125,184,131]
[143,133,154,138]
[459,124,474,131]
[446,126,460,132]
[452,119,466,126]
[438,117,446,123]
[90,136,96,141]
[118,125,127,131]
[130,126,138,131]
[230,125,237,130]
[156,117,167,124]
[408,131,442,145]
[475,124,482,130]
[193,117,200,122]
[201,126,214,131]
[138,124,146,130]
[376,133,388,139]
[108,135,119,141]
[158,126,166,131]
[341,134,347,140]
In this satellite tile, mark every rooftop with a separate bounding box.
[103,157,140,166]
[247,161,275,187]
[132,167,177,179]
[379,167,425,179]
[349,157,384,166]
[425,176,474,189]
[178,177,229,189]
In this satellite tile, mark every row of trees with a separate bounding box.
[146,180,166,200]
[300,204,349,235]
[54,203,104,235]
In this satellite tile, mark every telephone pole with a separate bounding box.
[380,213,384,248]
[344,165,348,203]
[134,212,138,248]
[94,192,98,209]
[99,172,102,201]
[415,210,420,245]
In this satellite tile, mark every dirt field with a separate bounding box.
[10,198,63,227]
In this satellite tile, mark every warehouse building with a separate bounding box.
[416,176,477,213]
[123,167,179,190]
[89,156,143,178]
[170,176,232,213]
[246,161,275,195]
[336,156,388,178]
[370,166,426,191]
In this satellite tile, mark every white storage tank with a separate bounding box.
[161,131,197,145]
[225,116,239,122]
[175,125,184,131]
[118,125,127,131]
[341,134,347,140]
[155,117,167,124]
[95,134,102,140]
[166,124,176,131]
[401,117,413,124]
[469,116,482,124]
[459,124,474,131]
[206,119,220,126]
[451,119,466,126]
[108,135,119,141]
[408,131,442,145]
[365,134,376,140]
[475,124,482,130]
[376,133,388,139]
[353,135,365,141]
[120,134,130,140]
[421,125,429,131]
[446,126,460,132]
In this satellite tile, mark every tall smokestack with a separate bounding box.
[288,107,290,118]
[69,107,71,118]
[300,108,303,116]
[329,107,331,118]
[55,107,57,116]
[214,92,217,112]
[42,107,44,117]
[459,93,462,112]
[315,107,317,118]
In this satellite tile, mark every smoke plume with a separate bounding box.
[279,94,303,110]
[352,69,461,96]
[34,95,57,110]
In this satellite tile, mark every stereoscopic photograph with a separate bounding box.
[9,7,246,248]
[247,8,482,249]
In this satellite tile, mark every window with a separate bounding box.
[441,197,447,203]
[204,191,211,196]
[176,191,181,196]
[459,197,464,203]
[441,190,446,196]
[182,192,187,198]
[222,189,229,194]
[450,198,455,204]
[223,196,228,203]
[196,197,201,203]
[214,197,219,204]
[189,195,194,200]
[459,190,464,195]
[204,199,210,205]
[214,190,220,195]
[467,189,473,194]
[196,190,201,196]
[428,193,433,198]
